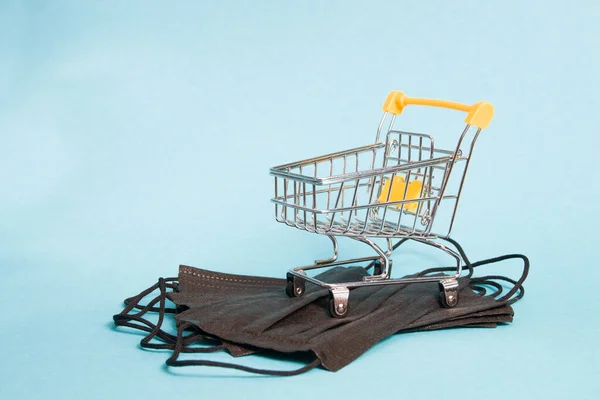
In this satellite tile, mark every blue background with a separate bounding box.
[1,0,598,398]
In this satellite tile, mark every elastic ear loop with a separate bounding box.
[470,280,504,298]
[165,321,321,376]
[469,253,529,305]
[120,279,320,374]
[113,278,180,344]
[120,277,178,314]
[418,237,529,303]
[419,252,529,305]
[113,278,219,350]
[385,238,529,305]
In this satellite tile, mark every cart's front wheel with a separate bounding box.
[285,273,305,298]
[328,287,350,318]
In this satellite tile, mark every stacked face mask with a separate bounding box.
[113,251,528,376]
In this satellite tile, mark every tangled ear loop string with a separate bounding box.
[113,278,178,343]
[122,278,178,314]
[166,322,322,376]
[470,280,504,297]
[367,237,529,305]
[439,240,529,305]
[114,279,322,375]
[113,278,214,350]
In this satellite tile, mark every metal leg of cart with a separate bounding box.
[284,235,391,317]
[284,236,464,317]
[409,237,462,308]
[359,237,392,281]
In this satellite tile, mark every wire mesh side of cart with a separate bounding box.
[270,128,477,239]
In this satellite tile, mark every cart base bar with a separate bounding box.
[285,236,463,318]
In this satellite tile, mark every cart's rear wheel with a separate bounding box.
[373,259,383,276]
[439,279,459,308]
[285,273,305,298]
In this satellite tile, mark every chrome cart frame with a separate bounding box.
[270,91,494,317]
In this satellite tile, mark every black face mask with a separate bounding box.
[113,243,528,376]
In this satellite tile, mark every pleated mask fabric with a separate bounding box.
[113,250,528,376]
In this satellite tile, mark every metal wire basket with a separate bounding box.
[270,91,494,317]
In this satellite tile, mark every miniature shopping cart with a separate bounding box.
[270,91,494,317]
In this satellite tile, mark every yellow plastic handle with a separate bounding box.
[382,91,494,129]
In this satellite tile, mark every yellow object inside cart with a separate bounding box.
[378,177,423,211]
